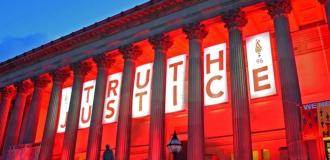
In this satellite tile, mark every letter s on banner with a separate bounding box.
[102,72,122,124]
[246,32,276,99]
[204,43,228,106]
[57,87,72,133]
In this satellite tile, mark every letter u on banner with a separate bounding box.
[79,80,96,129]
[246,32,276,99]
[132,63,153,118]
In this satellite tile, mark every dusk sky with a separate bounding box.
[0,0,148,63]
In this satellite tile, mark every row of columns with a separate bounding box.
[0,0,329,159]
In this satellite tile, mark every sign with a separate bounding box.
[165,54,186,113]
[246,32,276,99]
[204,43,228,106]
[57,87,71,133]
[103,73,122,124]
[79,80,96,129]
[132,63,153,118]
[302,100,330,138]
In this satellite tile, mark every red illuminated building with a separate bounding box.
[0,0,330,159]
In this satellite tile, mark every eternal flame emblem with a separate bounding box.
[255,39,263,64]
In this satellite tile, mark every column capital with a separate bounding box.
[15,80,33,94]
[50,68,71,83]
[0,85,16,99]
[33,75,51,88]
[221,9,247,30]
[149,33,173,51]
[119,44,142,60]
[266,0,292,18]
[318,0,329,4]
[71,61,93,77]
[93,54,116,69]
[183,22,208,40]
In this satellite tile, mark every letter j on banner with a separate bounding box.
[246,32,276,99]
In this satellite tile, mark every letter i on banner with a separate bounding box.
[79,80,96,129]
[57,87,72,133]
[165,54,186,113]
[102,72,122,124]
[204,43,228,106]
[246,32,276,99]
[132,63,153,118]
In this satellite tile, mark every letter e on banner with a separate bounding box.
[166,54,186,113]
[79,80,96,129]
[103,72,122,124]
[204,43,228,106]
[57,87,72,133]
[132,63,153,118]
[246,32,276,99]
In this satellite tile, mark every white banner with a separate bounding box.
[132,63,153,118]
[57,87,71,133]
[78,80,96,129]
[204,43,228,106]
[103,73,122,124]
[165,54,186,113]
[246,32,276,99]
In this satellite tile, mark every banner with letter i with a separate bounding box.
[246,32,276,99]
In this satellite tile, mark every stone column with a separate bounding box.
[0,86,15,149]
[148,34,172,160]
[115,44,142,160]
[2,81,32,154]
[61,61,92,160]
[38,69,70,160]
[183,22,208,160]
[319,0,330,31]
[266,0,307,159]
[18,94,32,143]
[222,9,252,160]
[86,54,115,160]
[21,75,51,144]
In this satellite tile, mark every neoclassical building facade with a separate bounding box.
[0,0,330,159]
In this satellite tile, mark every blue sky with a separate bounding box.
[0,0,148,62]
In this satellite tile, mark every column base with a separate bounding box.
[287,140,308,160]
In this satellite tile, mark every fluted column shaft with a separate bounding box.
[61,62,92,160]
[266,0,307,159]
[326,0,330,31]
[0,86,15,150]
[222,9,252,160]
[21,75,51,144]
[115,44,142,160]
[2,81,32,155]
[86,55,115,160]
[18,95,32,143]
[319,0,330,31]
[148,34,172,160]
[183,22,208,160]
[39,69,70,160]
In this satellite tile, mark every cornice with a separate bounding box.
[0,0,204,75]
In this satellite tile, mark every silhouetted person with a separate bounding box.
[103,144,114,160]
